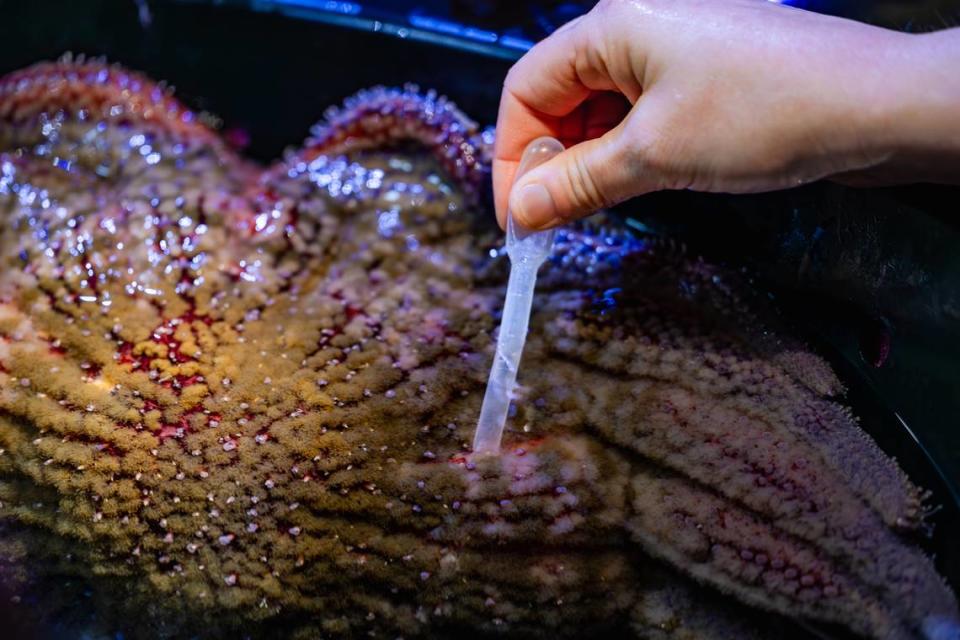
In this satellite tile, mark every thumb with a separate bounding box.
[508,126,647,229]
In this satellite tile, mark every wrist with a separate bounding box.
[866,29,960,181]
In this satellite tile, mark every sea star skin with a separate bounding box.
[271,83,494,201]
[0,58,957,640]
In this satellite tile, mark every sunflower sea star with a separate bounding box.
[0,58,957,640]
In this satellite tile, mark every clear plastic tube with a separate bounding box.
[473,136,565,454]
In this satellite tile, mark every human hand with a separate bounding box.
[493,0,960,230]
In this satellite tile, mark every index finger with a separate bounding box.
[493,16,601,228]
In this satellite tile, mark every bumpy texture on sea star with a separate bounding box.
[0,57,957,640]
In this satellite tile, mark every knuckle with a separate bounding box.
[564,150,610,215]
[595,0,651,19]
[503,63,522,91]
[626,117,686,189]
[594,0,627,14]
[638,135,672,177]
[622,117,655,158]
[592,0,627,26]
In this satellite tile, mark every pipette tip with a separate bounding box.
[472,136,565,454]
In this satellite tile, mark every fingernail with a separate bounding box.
[512,183,556,229]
